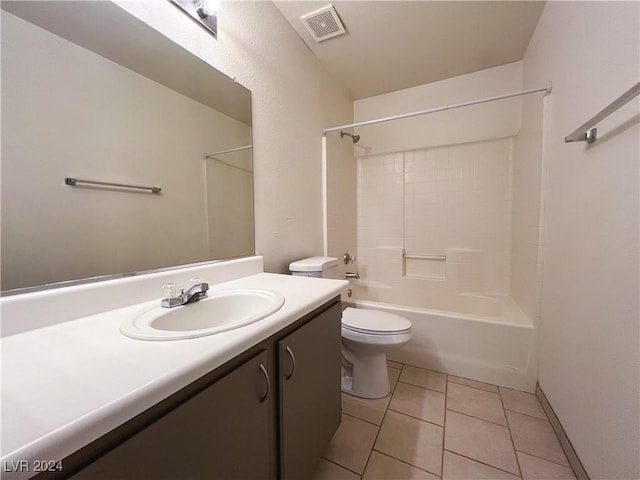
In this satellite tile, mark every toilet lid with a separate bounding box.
[342,307,411,335]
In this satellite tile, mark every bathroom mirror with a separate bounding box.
[0,1,254,293]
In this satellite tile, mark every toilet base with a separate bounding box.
[339,307,412,399]
[341,351,390,399]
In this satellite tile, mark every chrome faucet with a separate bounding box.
[161,282,209,308]
[345,272,360,280]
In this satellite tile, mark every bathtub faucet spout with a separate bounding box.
[346,272,360,280]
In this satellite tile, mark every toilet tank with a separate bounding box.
[289,256,338,279]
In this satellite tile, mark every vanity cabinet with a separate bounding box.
[60,297,342,480]
[72,351,271,479]
[279,304,342,480]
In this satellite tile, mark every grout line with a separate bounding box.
[398,373,447,395]
[443,449,522,479]
[359,362,404,476]
[503,407,548,421]
[371,448,441,478]
[387,407,445,428]
[319,456,363,477]
[447,381,500,395]
[503,404,578,473]
[397,379,446,395]
[515,449,574,470]
[448,383,500,396]
[499,386,523,478]
[448,376,500,393]
[342,411,383,428]
[446,407,509,429]
[395,360,448,377]
[397,379,447,396]
[377,407,445,475]
[441,373,448,478]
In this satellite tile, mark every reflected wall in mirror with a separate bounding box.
[204,145,254,259]
[1,1,254,293]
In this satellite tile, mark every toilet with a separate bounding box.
[289,256,412,399]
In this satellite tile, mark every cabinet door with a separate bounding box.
[279,303,342,480]
[73,350,272,480]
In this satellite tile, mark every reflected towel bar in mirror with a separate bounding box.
[204,144,253,159]
[65,177,162,194]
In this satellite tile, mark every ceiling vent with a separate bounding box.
[300,5,346,42]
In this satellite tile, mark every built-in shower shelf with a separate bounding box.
[403,251,446,279]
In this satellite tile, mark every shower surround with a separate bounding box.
[350,137,537,390]
[343,62,544,391]
[357,138,513,297]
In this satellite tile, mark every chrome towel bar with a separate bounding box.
[65,177,161,194]
[565,82,639,144]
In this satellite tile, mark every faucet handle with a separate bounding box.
[162,282,180,299]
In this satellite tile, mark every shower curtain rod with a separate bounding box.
[323,82,552,135]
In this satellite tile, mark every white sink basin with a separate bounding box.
[120,288,285,340]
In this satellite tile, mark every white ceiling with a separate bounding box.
[273,1,546,99]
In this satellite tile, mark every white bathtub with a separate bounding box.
[344,294,537,392]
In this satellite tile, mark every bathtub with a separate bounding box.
[344,293,537,392]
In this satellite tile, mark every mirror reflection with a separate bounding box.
[1,1,254,292]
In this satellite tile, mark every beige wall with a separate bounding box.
[117,1,352,274]
[523,2,639,478]
[353,62,522,157]
[322,70,356,280]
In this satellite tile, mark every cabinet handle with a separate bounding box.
[285,346,296,380]
[259,364,270,403]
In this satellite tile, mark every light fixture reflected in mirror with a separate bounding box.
[171,0,219,37]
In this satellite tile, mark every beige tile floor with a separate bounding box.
[313,361,577,480]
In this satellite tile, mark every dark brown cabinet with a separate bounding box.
[279,303,342,480]
[62,297,341,480]
[73,351,272,479]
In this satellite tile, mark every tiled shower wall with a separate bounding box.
[357,137,513,296]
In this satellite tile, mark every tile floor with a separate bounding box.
[313,361,577,480]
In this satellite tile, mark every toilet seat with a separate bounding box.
[342,307,411,335]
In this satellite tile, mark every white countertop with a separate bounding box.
[0,271,347,477]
